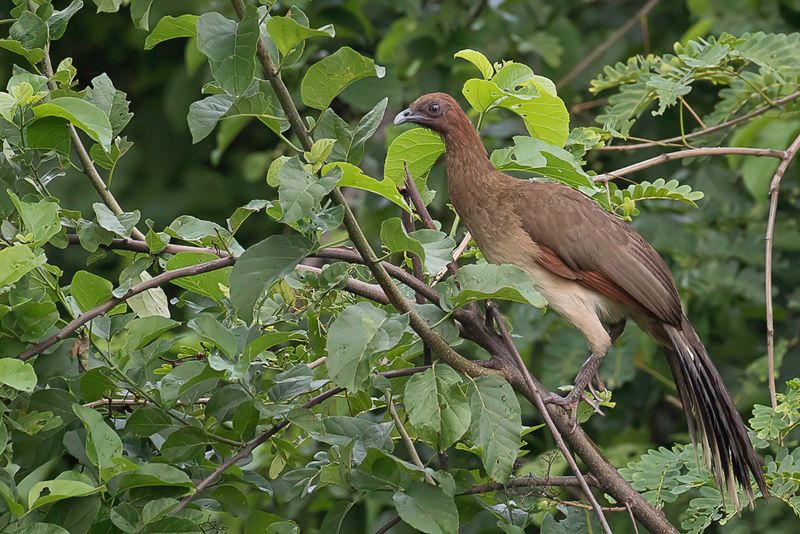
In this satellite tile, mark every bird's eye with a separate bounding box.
[429,103,440,114]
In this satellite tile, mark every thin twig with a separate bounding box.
[374,516,402,534]
[402,162,436,230]
[462,475,595,495]
[385,392,435,484]
[83,398,211,409]
[40,47,146,241]
[486,304,612,534]
[764,132,800,409]
[594,146,786,182]
[599,90,800,152]
[433,232,471,284]
[18,256,235,360]
[558,0,662,87]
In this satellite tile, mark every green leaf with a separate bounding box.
[266,15,334,57]
[9,191,61,248]
[130,0,153,31]
[126,406,173,437]
[33,97,112,150]
[166,252,231,302]
[73,404,124,478]
[144,14,198,50]
[319,500,357,534]
[85,73,133,137]
[647,75,692,116]
[125,316,178,350]
[196,9,259,97]
[10,11,48,50]
[384,128,445,204]
[111,463,193,493]
[27,117,71,154]
[70,270,113,312]
[0,39,44,66]
[48,0,85,41]
[161,426,211,462]
[445,264,546,310]
[0,245,46,287]
[278,157,338,223]
[92,0,123,13]
[188,314,238,358]
[127,271,170,319]
[93,203,140,237]
[381,217,426,261]
[490,136,595,189]
[468,375,521,482]
[158,361,223,407]
[301,47,385,110]
[324,162,409,212]
[454,49,494,80]
[28,480,102,511]
[187,93,234,143]
[229,233,313,322]
[326,302,409,392]
[0,359,37,392]
[750,404,788,440]
[393,482,459,534]
[404,365,470,449]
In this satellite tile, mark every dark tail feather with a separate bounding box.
[663,317,768,508]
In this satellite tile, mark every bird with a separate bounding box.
[393,92,768,507]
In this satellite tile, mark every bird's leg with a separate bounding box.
[545,320,627,422]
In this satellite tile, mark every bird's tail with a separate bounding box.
[663,316,768,508]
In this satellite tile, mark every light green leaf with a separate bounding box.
[158,361,223,408]
[445,264,546,310]
[125,316,178,350]
[33,97,112,150]
[48,0,85,41]
[326,302,409,391]
[93,203,140,237]
[301,47,385,110]
[85,73,133,137]
[166,252,231,302]
[229,233,313,322]
[127,271,170,319]
[278,157,338,223]
[468,375,521,482]
[393,482,459,534]
[130,0,153,31]
[10,11,48,50]
[70,270,113,312]
[380,217,426,262]
[490,136,595,189]
[405,365,470,449]
[266,15,334,57]
[197,9,259,96]
[0,359,37,392]
[0,245,46,287]
[454,49,494,80]
[187,94,235,143]
[92,0,123,13]
[73,404,124,478]
[323,162,409,212]
[144,14,198,50]
[0,39,44,66]
[28,480,102,511]
[9,191,61,248]
[384,128,445,204]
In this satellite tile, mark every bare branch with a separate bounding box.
[558,0,662,87]
[594,146,786,182]
[402,162,436,230]
[599,90,800,152]
[386,392,435,484]
[764,132,800,409]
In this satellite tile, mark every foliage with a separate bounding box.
[0,1,799,533]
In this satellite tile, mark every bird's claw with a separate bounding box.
[544,355,609,430]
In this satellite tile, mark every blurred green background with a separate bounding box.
[2,0,800,531]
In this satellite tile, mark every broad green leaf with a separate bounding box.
[33,97,112,150]
[326,302,409,391]
[384,128,445,204]
[454,49,494,80]
[85,73,133,137]
[125,406,172,437]
[324,162,409,212]
[445,264,546,310]
[196,9,259,96]
[0,39,44,66]
[159,361,223,407]
[0,245,46,286]
[27,117,72,154]
[412,229,456,273]
[28,480,102,511]
[188,314,238,358]
[127,271,170,319]
[350,97,388,161]
[278,157,338,223]
[393,482,459,534]
[301,47,385,110]
[125,316,178,350]
[70,270,113,312]
[490,136,595,189]
[10,11,48,50]
[73,404,124,478]
[266,15,334,57]
[93,203,140,237]
[380,217,426,261]
[9,191,61,248]
[187,94,234,143]
[0,481,24,516]
[166,252,231,302]
[130,0,153,31]
[319,500,357,534]
[468,375,521,482]
[92,0,123,13]
[229,233,313,322]
[404,365,470,449]
[111,463,193,493]
[144,14,198,50]
[0,359,37,392]
[48,1,85,41]
[160,426,211,462]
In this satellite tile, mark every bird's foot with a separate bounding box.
[544,355,608,429]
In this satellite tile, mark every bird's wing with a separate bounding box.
[515,181,683,326]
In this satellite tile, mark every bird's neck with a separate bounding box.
[440,116,497,216]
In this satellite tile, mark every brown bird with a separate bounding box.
[394,92,767,506]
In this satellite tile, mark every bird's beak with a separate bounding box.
[393,108,425,126]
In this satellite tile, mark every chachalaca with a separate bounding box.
[394,92,768,507]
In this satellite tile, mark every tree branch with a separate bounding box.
[41,48,146,241]
[386,392,435,484]
[764,132,800,409]
[598,90,800,152]
[594,146,786,182]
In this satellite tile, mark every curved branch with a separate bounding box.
[594,146,786,182]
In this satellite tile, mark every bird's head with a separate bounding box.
[393,93,468,135]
